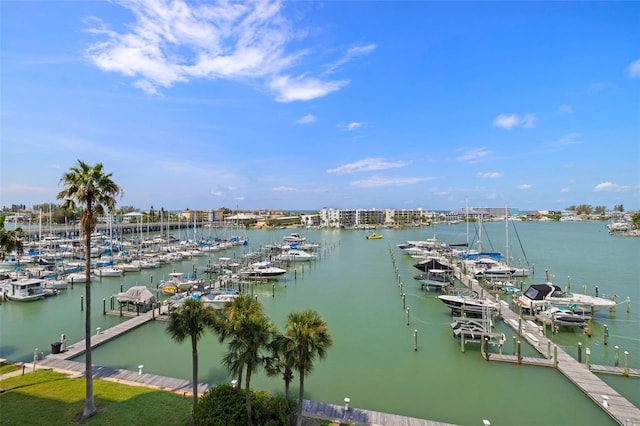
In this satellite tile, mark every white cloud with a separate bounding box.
[457,147,492,163]
[270,75,348,102]
[351,176,431,188]
[627,58,640,78]
[517,184,532,190]
[561,188,570,193]
[493,113,537,130]
[545,133,582,150]
[85,0,371,102]
[272,186,296,191]
[587,82,616,93]
[347,122,362,131]
[326,157,407,174]
[476,172,503,179]
[325,43,377,74]
[594,182,628,192]
[558,104,573,114]
[297,114,316,124]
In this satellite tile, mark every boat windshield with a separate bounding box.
[524,286,541,300]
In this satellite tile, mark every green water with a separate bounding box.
[2,222,638,425]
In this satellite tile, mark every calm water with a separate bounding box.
[1,221,638,425]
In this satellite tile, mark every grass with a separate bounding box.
[0,362,19,375]
[0,370,192,425]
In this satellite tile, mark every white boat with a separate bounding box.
[538,306,589,328]
[238,261,286,278]
[515,283,617,313]
[275,249,315,262]
[65,272,88,283]
[472,257,528,278]
[199,292,240,309]
[42,278,68,290]
[165,290,239,310]
[120,260,142,272]
[94,267,123,277]
[0,278,46,301]
[282,233,306,243]
[438,291,498,315]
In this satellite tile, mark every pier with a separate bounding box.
[453,266,640,426]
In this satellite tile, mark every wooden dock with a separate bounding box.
[454,267,640,426]
[302,400,456,425]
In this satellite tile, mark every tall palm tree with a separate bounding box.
[265,332,296,406]
[0,216,23,260]
[211,294,263,391]
[57,160,122,419]
[285,309,333,426]
[222,312,274,426]
[166,298,216,412]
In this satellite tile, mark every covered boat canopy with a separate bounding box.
[116,286,155,306]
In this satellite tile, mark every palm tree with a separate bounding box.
[285,309,333,426]
[265,333,296,406]
[211,294,263,390]
[57,160,122,419]
[166,298,216,412]
[224,312,275,426]
[0,216,23,260]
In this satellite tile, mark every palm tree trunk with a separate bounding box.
[296,369,305,426]
[245,368,253,426]
[83,225,96,418]
[236,363,243,392]
[191,334,199,409]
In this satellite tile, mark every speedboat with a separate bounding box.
[283,233,306,243]
[438,292,498,315]
[539,306,589,328]
[366,233,383,240]
[276,249,315,262]
[0,278,46,301]
[515,283,617,313]
[238,261,286,278]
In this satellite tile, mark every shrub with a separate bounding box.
[194,384,292,426]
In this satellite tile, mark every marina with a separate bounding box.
[1,221,639,425]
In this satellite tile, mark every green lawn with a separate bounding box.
[0,362,19,375]
[0,370,192,425]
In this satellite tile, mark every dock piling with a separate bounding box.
[80,296,83,311]
[614,346,619,367]
[604,324,608,345]
[413,329,418,351]
[578,342,582,363]
[624,351,629,377]
[406,307,410,326]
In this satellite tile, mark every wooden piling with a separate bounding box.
[406,307,410,326]
[614,346,619,367]
[103,298,106,315]
[578,342,582,363]
[413,329,418,351]
[603,324,608,345]
[80,296,83,311]
[624,351,629,377]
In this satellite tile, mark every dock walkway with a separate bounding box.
[454,267,640,426]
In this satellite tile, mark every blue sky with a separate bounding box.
[1,1,639,212]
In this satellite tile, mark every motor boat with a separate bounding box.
[515,282,617,313]
[438,291,498,315]
[238,261,286,278]
[0,278,47,301]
